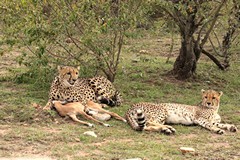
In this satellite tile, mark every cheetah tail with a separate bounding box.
[126,109,146,131]
[136,109,146,130]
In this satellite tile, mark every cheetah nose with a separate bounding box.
[207,102,211,106]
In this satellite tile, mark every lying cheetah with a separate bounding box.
[126,89,237,134]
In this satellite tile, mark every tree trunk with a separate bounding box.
[169,4,200,80]
[165,0,227,80]
[106,72,115,83]
[171,34,197,80]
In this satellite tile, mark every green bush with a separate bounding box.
[1,0,148,83]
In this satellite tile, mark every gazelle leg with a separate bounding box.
[79,111,110,127]
[68,114,94,127]
[95,107,126,122]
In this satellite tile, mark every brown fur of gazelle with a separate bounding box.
[52,101,126,127]
[86,101,126,122]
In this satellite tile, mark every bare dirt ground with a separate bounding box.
[0,124,53,160]
[0,50,22,77]
[0,48,54,159]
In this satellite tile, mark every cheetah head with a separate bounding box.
[201,89,223,108]
[57,66,80,87]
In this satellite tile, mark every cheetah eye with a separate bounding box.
[212,97,216,99]
[76,72,78,75]
[204,96,207,99]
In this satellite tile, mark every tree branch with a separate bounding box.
[201,49,226,70]
[65,27,82,51]
[64,0,84,34]
[200,0,226,47]
[56,41,82,63]
[160,6,185,29]
[208,36,223,57]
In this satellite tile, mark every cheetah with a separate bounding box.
[125,89,237,134]
[43,66,122,110]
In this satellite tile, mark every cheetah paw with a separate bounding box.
[161,128,175,135]
[166,126,176,134]
[229,125,237,132]
[216,129,225,135]
[169,127,176,133]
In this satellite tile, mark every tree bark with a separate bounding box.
[171,34,197,80]
[106,71,116,83]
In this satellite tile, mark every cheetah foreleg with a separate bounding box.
[195,118,225,134]
[144,122,176,134]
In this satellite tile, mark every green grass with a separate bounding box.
[0,34,239,160]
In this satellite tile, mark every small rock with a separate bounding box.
[139,50,148,54]
[83,131,97,138]
[180,147,195,155]
[75,138,81,142]
[54,119,59,124]
[33,118,40,121]
[65,38,73,43]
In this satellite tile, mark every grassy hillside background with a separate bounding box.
[0,32,239,160]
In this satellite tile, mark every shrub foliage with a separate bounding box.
[1,0,145,82]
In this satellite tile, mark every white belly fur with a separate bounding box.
[165,112,194,125]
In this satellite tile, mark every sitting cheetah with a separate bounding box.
[126,89,237,134]
[43,66,122,110]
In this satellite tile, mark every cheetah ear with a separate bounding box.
[201,89,205,94]
[57,65,63,72]
[219,91,223,97]
[77,66,80,70]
